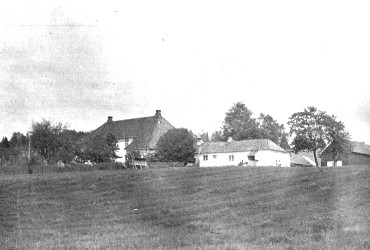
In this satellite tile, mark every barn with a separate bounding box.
[320,141,370,166]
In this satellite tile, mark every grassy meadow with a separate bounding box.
[1,166,370,249]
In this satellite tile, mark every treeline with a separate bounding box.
[0,119,119,167]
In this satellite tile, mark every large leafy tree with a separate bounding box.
[212,102,290,150]
[31,119,65,162]
[257,113,290,150]
[288,106,351,167]
[31,119,87,163]
[222,102,260,141]
[79,133,120,163]
[155,128,196,162]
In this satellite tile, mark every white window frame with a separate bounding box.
[229,155,234,161]
[203,155,208,161]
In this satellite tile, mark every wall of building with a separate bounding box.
[321,152,350,166]
[199,150,290,167]
[116,138,135,162]
[349,153,370,166]
[255,150,290,167]
[321,151,370,166]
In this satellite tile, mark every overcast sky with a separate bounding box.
[1,1,370,143]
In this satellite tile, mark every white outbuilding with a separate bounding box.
[196,138,290,167]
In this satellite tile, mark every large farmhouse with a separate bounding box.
[89,110,174,163]
[320,141,370,166]
[196,139,290,167]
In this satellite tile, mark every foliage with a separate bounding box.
[210,130,224,142]
[31,119,87,164]
[0,137,12,163]
[155,128,196,162]
[31,119,65,162]
[79,133,120,163]
[125,150,142,168]
[0,134,29,165]
[222,102,259,141]
[257,113,290,150]
[198,132,210,143]
[288,106,351,166]
[212,102,290,149]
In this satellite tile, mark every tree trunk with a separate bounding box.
[313,149,319,167]
[332,149,338,167]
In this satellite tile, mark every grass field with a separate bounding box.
[1,166,370,249]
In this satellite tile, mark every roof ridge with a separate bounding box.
[112,115,154,123]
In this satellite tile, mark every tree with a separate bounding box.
[9,132,28,148]
[212,103,289,148]
[155,128,196,162]
[221,102,260,141]
[210,130,224,142]
[31,119,65,162]
[322,115,352,165]
[198,131,210,143]
[257,113,290,149]
[0,137,12,163]
[288,106,351,167]
[31,119,88,163]
[80,133,120,163]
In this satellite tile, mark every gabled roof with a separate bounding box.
[351,141,370,155]
[321,141,370,156]
[88,112,175,150]
[198,139,287,154]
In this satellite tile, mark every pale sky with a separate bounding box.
[1,1,370,143]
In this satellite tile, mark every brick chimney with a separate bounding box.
[155,110,161,117]
[107,116,113,123]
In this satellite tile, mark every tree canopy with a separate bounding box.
[78,133,120,163]
[288,106,351,166]
[155,128,196,162]
[31,119,87,164]
[211,102,290,150]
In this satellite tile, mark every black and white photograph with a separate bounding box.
[1,1,370,249]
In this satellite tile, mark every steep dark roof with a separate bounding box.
[199,139,287,154]
[88,113,175,150]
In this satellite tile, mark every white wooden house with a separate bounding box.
[196,139,290,167]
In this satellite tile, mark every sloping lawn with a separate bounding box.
[1,166,370,249]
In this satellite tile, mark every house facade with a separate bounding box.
[89,110,175,164]
[320,141,370,166]
[196,139,290,167]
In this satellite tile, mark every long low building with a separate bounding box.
[196,138,290,167]
[320,141,370,166]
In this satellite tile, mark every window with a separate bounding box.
[203,155,208,161]
[248,156,255,161]
[213,155,217,159]
[229,155,234,161]
[125,138,129,147]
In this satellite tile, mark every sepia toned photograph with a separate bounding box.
[1,1,370,249]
